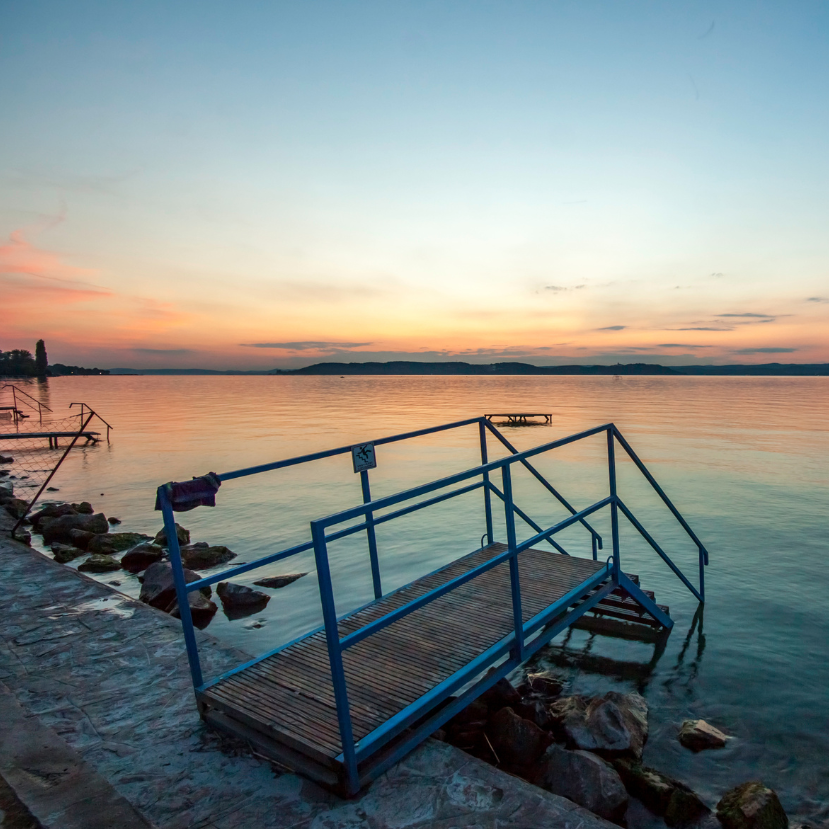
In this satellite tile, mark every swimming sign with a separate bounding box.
[351,442,376,473]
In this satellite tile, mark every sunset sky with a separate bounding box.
[2,1,828,369]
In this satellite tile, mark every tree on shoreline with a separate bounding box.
[35,339,48,377]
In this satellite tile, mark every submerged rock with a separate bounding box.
[216,582,270,618]
[79,554,121,573]
[679,719,728,752]
[108,516,121,525]
[549,691,649,759]
[0,454,12,463]
[253,573,307,589]
[534,744,628,821]
[614,758,710,826]
[521,671,564,698]
[88,532,152,555]
[139,562,208,609]
[716,782,788,829]
[121,543,165,573]
[41,512,108,544]
[154,523,190,547]
[487,706,551,766]
[167,592,218,629]
[12,528,31,546]
[179,543,236,569]
[51,542,86,564]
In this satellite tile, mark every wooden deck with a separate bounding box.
[199,543,610,790]
[0,430,100,448]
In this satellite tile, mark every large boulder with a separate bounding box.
[154,523,190,547]
[139,562,209,610]
[51,543,86,564]
[167,592,218,629]
[79,554,121,573]
[487,706,551,766]
[216,582,270,618]
[121,543,165,573]
[549,692,649,759]
[88,532,153,555]
[179,542,236,569]
[679,719,728,752]
[41,512,108,544]
[534,744,628,821]
[716,782,788,829]
[68,528,96,550]
[71,501,94,514]
[614,759,710,826]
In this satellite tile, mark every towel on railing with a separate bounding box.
[155,472,221,512]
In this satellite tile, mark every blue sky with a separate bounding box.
[2,1,828,368]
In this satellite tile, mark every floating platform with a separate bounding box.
[0,430,101,448]
[484,412,552,425]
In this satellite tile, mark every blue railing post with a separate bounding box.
[479,419,494,545]
[698,546,705,602]
[606,428,621,582]
[157,485,203,692]
[311,520,360,795]
[501,464,525,660]
[360,470,382,599]
[591,534,598,561]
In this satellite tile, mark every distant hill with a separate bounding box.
[105,361,829,376]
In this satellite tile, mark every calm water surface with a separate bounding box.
[11,375,829,822]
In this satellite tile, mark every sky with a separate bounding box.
[1,1,828,369]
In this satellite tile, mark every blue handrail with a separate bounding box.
[157,416,709,796]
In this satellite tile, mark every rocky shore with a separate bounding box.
[0,477,808,827]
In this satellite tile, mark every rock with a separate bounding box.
[154,523,190,547]
[522,671,564,698]
[480,673,522,711]
[121,543,165,573]
[72,502,94,514]
[515,698,553,730]
[30,502,76,528]
[40,512,108,544]
[51,543,86,563]
[78,554,121,573]
[450,698,490,727]
[139,562,209,609]
[549,691,649,759]
[534,743,628,821]
[46,486,59,492]
[68,528,96,550]
[4,498,29,519]
[167,592,218,629]
[108,516,121,525]
[716,782,788,829]
[0,454,12,463]
[253,573,307,589]
[87,532,152,555]
[487,706,551,766]
[12,528,31,545]
[614,759,710,825]
[179,543,236,569]
[216,582,270,618]
[679,719,728,752]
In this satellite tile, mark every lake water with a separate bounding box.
[6,375,829,823]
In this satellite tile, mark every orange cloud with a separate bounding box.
[0,229,96,282]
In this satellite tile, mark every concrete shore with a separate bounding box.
[0,516,614,829]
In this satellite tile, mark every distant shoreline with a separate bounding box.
[102,361,829,377]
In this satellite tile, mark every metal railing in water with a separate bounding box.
[157,417,709,793]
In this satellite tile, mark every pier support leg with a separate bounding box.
[479,420,494,546]
[360,470,382,599]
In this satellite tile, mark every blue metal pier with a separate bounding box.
[157,418,709,796]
